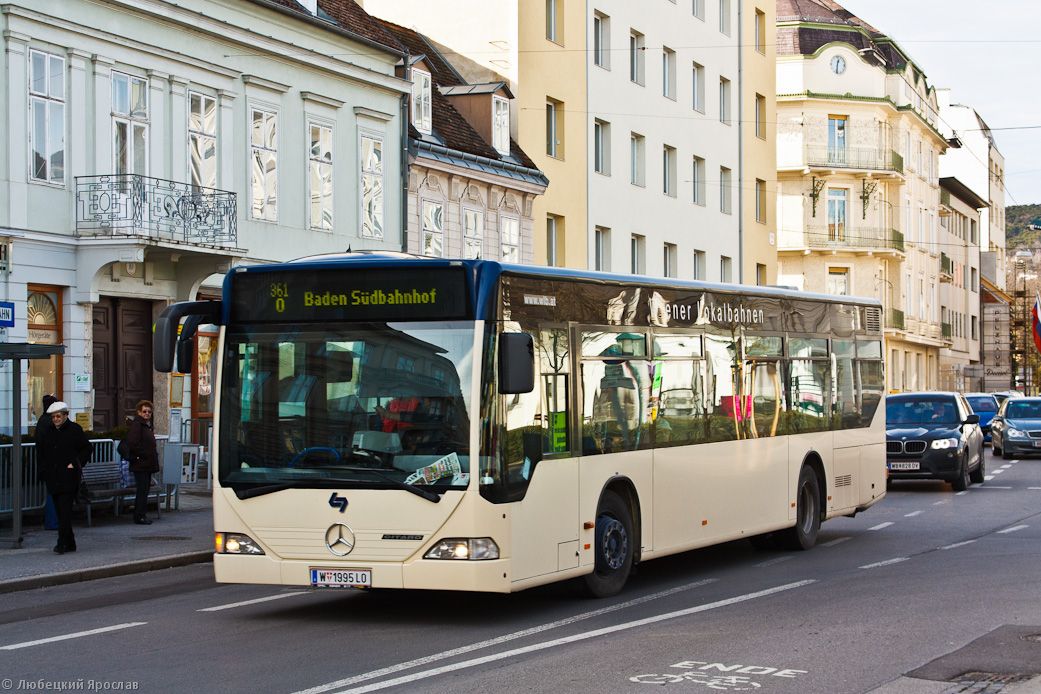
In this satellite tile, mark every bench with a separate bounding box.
[80,443,162,526]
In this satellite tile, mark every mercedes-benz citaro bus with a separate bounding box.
[154,252,886,597]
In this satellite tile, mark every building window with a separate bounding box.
[546,0,563,43]
[547,214,560,266]
[29,50,65,185]
[361,135,383,238]
[971,267,978,292]
[112,72,148,177]
[546,98,564,158]
[720,166,732,214]
[663,243,676,277]
[594,119,610,175]
[692,62,705,112]
[189,92,217,189]
[630,30,644,85]
[719,77,731,124]
[307,122,333,230]
[719,0,732,35]
[493,96,510,156]
[755,9,766,53]
[250,107,278,222]
[720,255,731,282]
[663,145,676,197]
[663,47,676,99]
[27,286,63,421]
[827,188,847,241]
[631,133,645,186]
[631,234,645,274]
[693,0,705,20]
[463,209,483,259]
[692,155,705,205]
[412,68,432,134]
[828,115,847,164]
[971,315,978,340]
[828,267,849,295]
[692,250,704,280]
[422,200,443,257]
[593,13,610,68]
[755,179,766,223]
[756,263,766,285]
[755,93,766,139]
[501,216,520,262]
[595,226,610,271]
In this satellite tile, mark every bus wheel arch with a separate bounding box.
[584,480,640,598]
[779,455,824,551]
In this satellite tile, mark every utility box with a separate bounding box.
[162,443,200,485]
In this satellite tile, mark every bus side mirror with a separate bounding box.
[499,333,534,394]
[175,339,195,374]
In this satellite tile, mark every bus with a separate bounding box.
[155,252,887,597]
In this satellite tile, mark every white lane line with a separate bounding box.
[941,540,976,550]
[934,500,950,505]
[998,525,1029,534]
[755,556,794,567]
[991,469,1005,474]
[979,486,1012,489]
[291,577,718,694]
[984,476,996,481]
[904,511,923,517]
[1001,465,1012,469]
[956,491,969,496]
[1030,487,1041,490]
[860,558,909,570]
[294,581,816,694]
[198,591,306,612]
[0,622,147,650]
[821,536,852,547]
[869,522,894,530]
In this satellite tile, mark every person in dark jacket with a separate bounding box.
[126,400,160,525]
[37,401,92,554]
[37,394,59,530]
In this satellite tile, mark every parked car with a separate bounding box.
[964,393,1000,442]
[990,396,1041,459]
[992,390,1025,406]
[885,392,984,490]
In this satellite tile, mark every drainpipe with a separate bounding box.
[400,91,410,254]
[737,0,744,283]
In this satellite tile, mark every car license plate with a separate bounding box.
[310,569,372,588]
[888,462,919,471]
[1033,441,1041,448]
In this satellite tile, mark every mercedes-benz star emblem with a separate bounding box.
[325,523,357,556]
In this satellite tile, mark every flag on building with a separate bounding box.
[1033,291,1041,355]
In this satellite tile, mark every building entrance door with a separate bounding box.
[93,297,153,430]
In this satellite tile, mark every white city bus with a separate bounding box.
[155,252,886,597]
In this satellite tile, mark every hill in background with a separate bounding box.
[1006,204,1041,249]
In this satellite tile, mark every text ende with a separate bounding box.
[671,661,808,678]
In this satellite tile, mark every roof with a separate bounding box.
[250,0,402,55]
[939,177,988,210]
[440,83,514,99]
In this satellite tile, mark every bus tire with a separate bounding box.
[584,491,634,598]
[779,466,820,551]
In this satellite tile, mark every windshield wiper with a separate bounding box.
[232,470,441,503]
[337,466,441,503]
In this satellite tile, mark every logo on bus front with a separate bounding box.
[325,523,357,556]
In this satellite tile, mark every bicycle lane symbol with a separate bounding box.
[630,671,762,690]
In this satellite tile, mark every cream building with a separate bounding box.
[363,0,775,284]
[775,0,949,392]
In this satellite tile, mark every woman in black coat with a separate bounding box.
[37,401,92,553]
[126,400,160,525]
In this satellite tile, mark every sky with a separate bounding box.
[837,0,1041,206]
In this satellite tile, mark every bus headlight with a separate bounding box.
[424,538,500,560]
[930,438,959,450]
[215,532,265,555]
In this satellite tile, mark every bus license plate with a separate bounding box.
[888,462,919,471]
[311,569,372,588]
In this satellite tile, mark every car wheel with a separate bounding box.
[970,445,986,484]
[583,490,634,598]
[779,466,821,551]
[951,454,970,492]
[993,437,1002,456]
[1002,446,1013,460]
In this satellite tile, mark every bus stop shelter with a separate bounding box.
[0,343,66,549]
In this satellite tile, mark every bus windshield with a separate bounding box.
[218,320,474,496]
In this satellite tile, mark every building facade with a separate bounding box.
[1,0,407,434]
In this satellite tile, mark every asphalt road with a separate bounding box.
[1,448,1038,694]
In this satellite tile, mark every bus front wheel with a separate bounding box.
[584,491,634,598]
[779,466,820,551]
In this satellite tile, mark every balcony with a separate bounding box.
[778,226,905,256]
[886,308,905,331]
[779,145,904,175]
[942,322,953,341]
[75,175,237,246]
[940,253,953,282]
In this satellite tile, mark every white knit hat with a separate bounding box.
[46,401,69,414]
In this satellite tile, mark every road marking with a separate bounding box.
[933,499,950,505]
[1030,487,1041,490]
[904,511,923,517]
[956,491,969,496]
[821,537,852,547]
[978,486,1012,489]
[860,558,908,570]
[0,622,147,650]
[992,469,1005,474]
[755,556,794,567]
[998,525,1029,534]
[293,581,816,694]
[198,592,306,612]
[869,522,894,530]
[1001,465,1012,469]
[941,540,976,550]
[984,476,996,481]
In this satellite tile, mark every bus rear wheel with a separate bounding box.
[584,491,634,598]
[779,466,820,551]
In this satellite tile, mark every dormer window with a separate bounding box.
[411,68,432,134]
[493,96,510,156]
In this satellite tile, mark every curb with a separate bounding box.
[0,551,214,595]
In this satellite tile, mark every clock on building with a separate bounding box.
[830,55,846,74]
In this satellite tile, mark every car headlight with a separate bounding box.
[930,438,959,450]
[215,532,265,555]
[1008,428,1026,438]
[424,537,500,560]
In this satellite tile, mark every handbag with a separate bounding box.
[75,475,93,505]
[117,438,132,461]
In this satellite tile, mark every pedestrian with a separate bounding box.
[126,400,159,525]
[36,394,60,530]
[36,401,92,554]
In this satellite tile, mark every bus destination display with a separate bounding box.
[230,267,471,323]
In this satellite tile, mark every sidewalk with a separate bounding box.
[0,482,214,594]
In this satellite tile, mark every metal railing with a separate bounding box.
[942,322,953,340]
[778,226,906,253]
[1,440,114,517]
[886,309,905,331]
[75,174,237,245]
[940,253,953,275]
[799,145,904,174]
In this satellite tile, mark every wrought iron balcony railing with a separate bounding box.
[781,145,904,174]
[941,322,953,340]
[940,253,953,275]
[75,175,237,245]
[886,308,905,331]
[778,226,906,253]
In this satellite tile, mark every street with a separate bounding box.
[1,447,1039,694]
